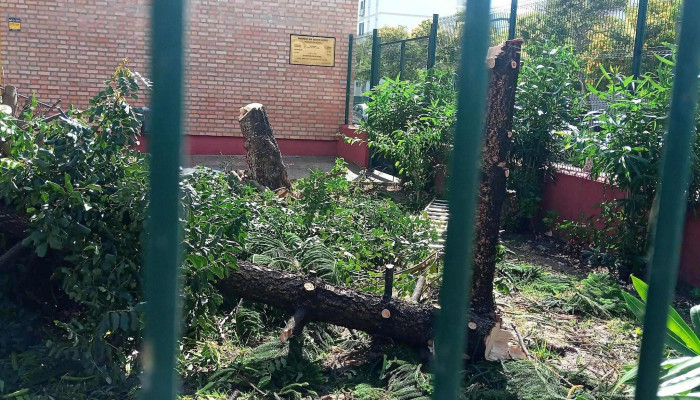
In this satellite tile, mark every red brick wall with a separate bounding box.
[0,0,356,144]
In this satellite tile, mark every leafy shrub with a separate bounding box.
[360,69,457,196]
[507,44,587,229]
[618,276,700,397]
[0,66,436,395]
[563,52,700,277]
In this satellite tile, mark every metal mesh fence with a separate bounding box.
[490,0,680,75]
[346,0,681,122]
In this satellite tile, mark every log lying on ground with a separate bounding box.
[237,103,291,190]
[216,261,497,354]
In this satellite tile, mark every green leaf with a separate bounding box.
[110,312,119,331]
[45,181,65,195]
[658,356,700,396]
[36,242,48,257]
[64,173,74,193]
[629,276,700,355]
[623,291,645,322]
[691,305,700,338]
[258,375,272,388]
[119,312,130,331]
[210,264,225,280]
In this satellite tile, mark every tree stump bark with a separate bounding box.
[237,103,291,190]
[1,85,18,116]
[472,39,523,314]
[215,261,495,353]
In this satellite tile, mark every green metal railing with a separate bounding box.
[141,0,700,398]
[141,0,185,399]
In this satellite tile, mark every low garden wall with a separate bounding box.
[543,168,700,288]
[337,125,370,168]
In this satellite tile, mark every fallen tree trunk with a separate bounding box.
[216,261,494,352]
[237,103,291,190]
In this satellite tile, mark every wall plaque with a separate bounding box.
[8,18,21,31]
[289,34,335,67]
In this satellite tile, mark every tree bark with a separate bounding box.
[2,85,19,115]
[237,103,291,190]
[216,261,494,353]
[472,39,523,314]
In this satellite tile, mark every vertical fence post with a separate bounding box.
[433,0,491,398]
[344,34,354,125]
[428,14,439,70]
[399,40,406,80]
[370,28,381,89]
[508,0,518,40]
[634,1,700,398]
[140,0,185,398]
[631,0,650,79]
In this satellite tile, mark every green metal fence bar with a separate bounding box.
[140,0,186,398]
[427,14,439,70]
[344,34,354,125]
[370,29,381,89]
[635,0,700,398]
[399,40,406,80]
[508,0,518,40]
[432,0,491,398]
[631,0,650,79]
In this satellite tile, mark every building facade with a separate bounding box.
[0,0,357,155]
[357,0,463,34]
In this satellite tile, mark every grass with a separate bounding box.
[0,239,655,400]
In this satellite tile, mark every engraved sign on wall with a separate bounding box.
[289,34,336,67]
[8,18,21,31]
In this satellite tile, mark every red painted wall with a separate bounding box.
[543,171,700,288]
[336,125,370,168]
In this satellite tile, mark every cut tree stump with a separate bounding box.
[237,103,291,190]
[472,39,523,314]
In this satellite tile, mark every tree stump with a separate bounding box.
[1,85,18,116]
[472,39,523,314]
[237,103,291,190]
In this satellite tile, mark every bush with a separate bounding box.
[562,52,700,277]
[360,69,457,196]
[507,44,587,229]
[0,66,436,395]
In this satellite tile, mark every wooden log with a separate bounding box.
[383,264,394,300]
[237,103,291,190]
[472,39,523,314]
[280,306,309,343]
[216,261,494,354]
[410,276,426,303]
[0,242,27,272]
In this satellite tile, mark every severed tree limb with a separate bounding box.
[216,261,493,355]
[280,306,309,343]
[410,276,426,303]
[472,39,523,314]
[0,242,27,272]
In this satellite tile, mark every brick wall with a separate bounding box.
[0,0,356,144]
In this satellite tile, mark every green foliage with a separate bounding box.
[0,64,436,396]
[360,70,456,195]
[562,53,700,277]
[507,44,587,227]
[618,276,700,397]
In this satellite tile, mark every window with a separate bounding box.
[359,22,365,36]
[359,0,365,16]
